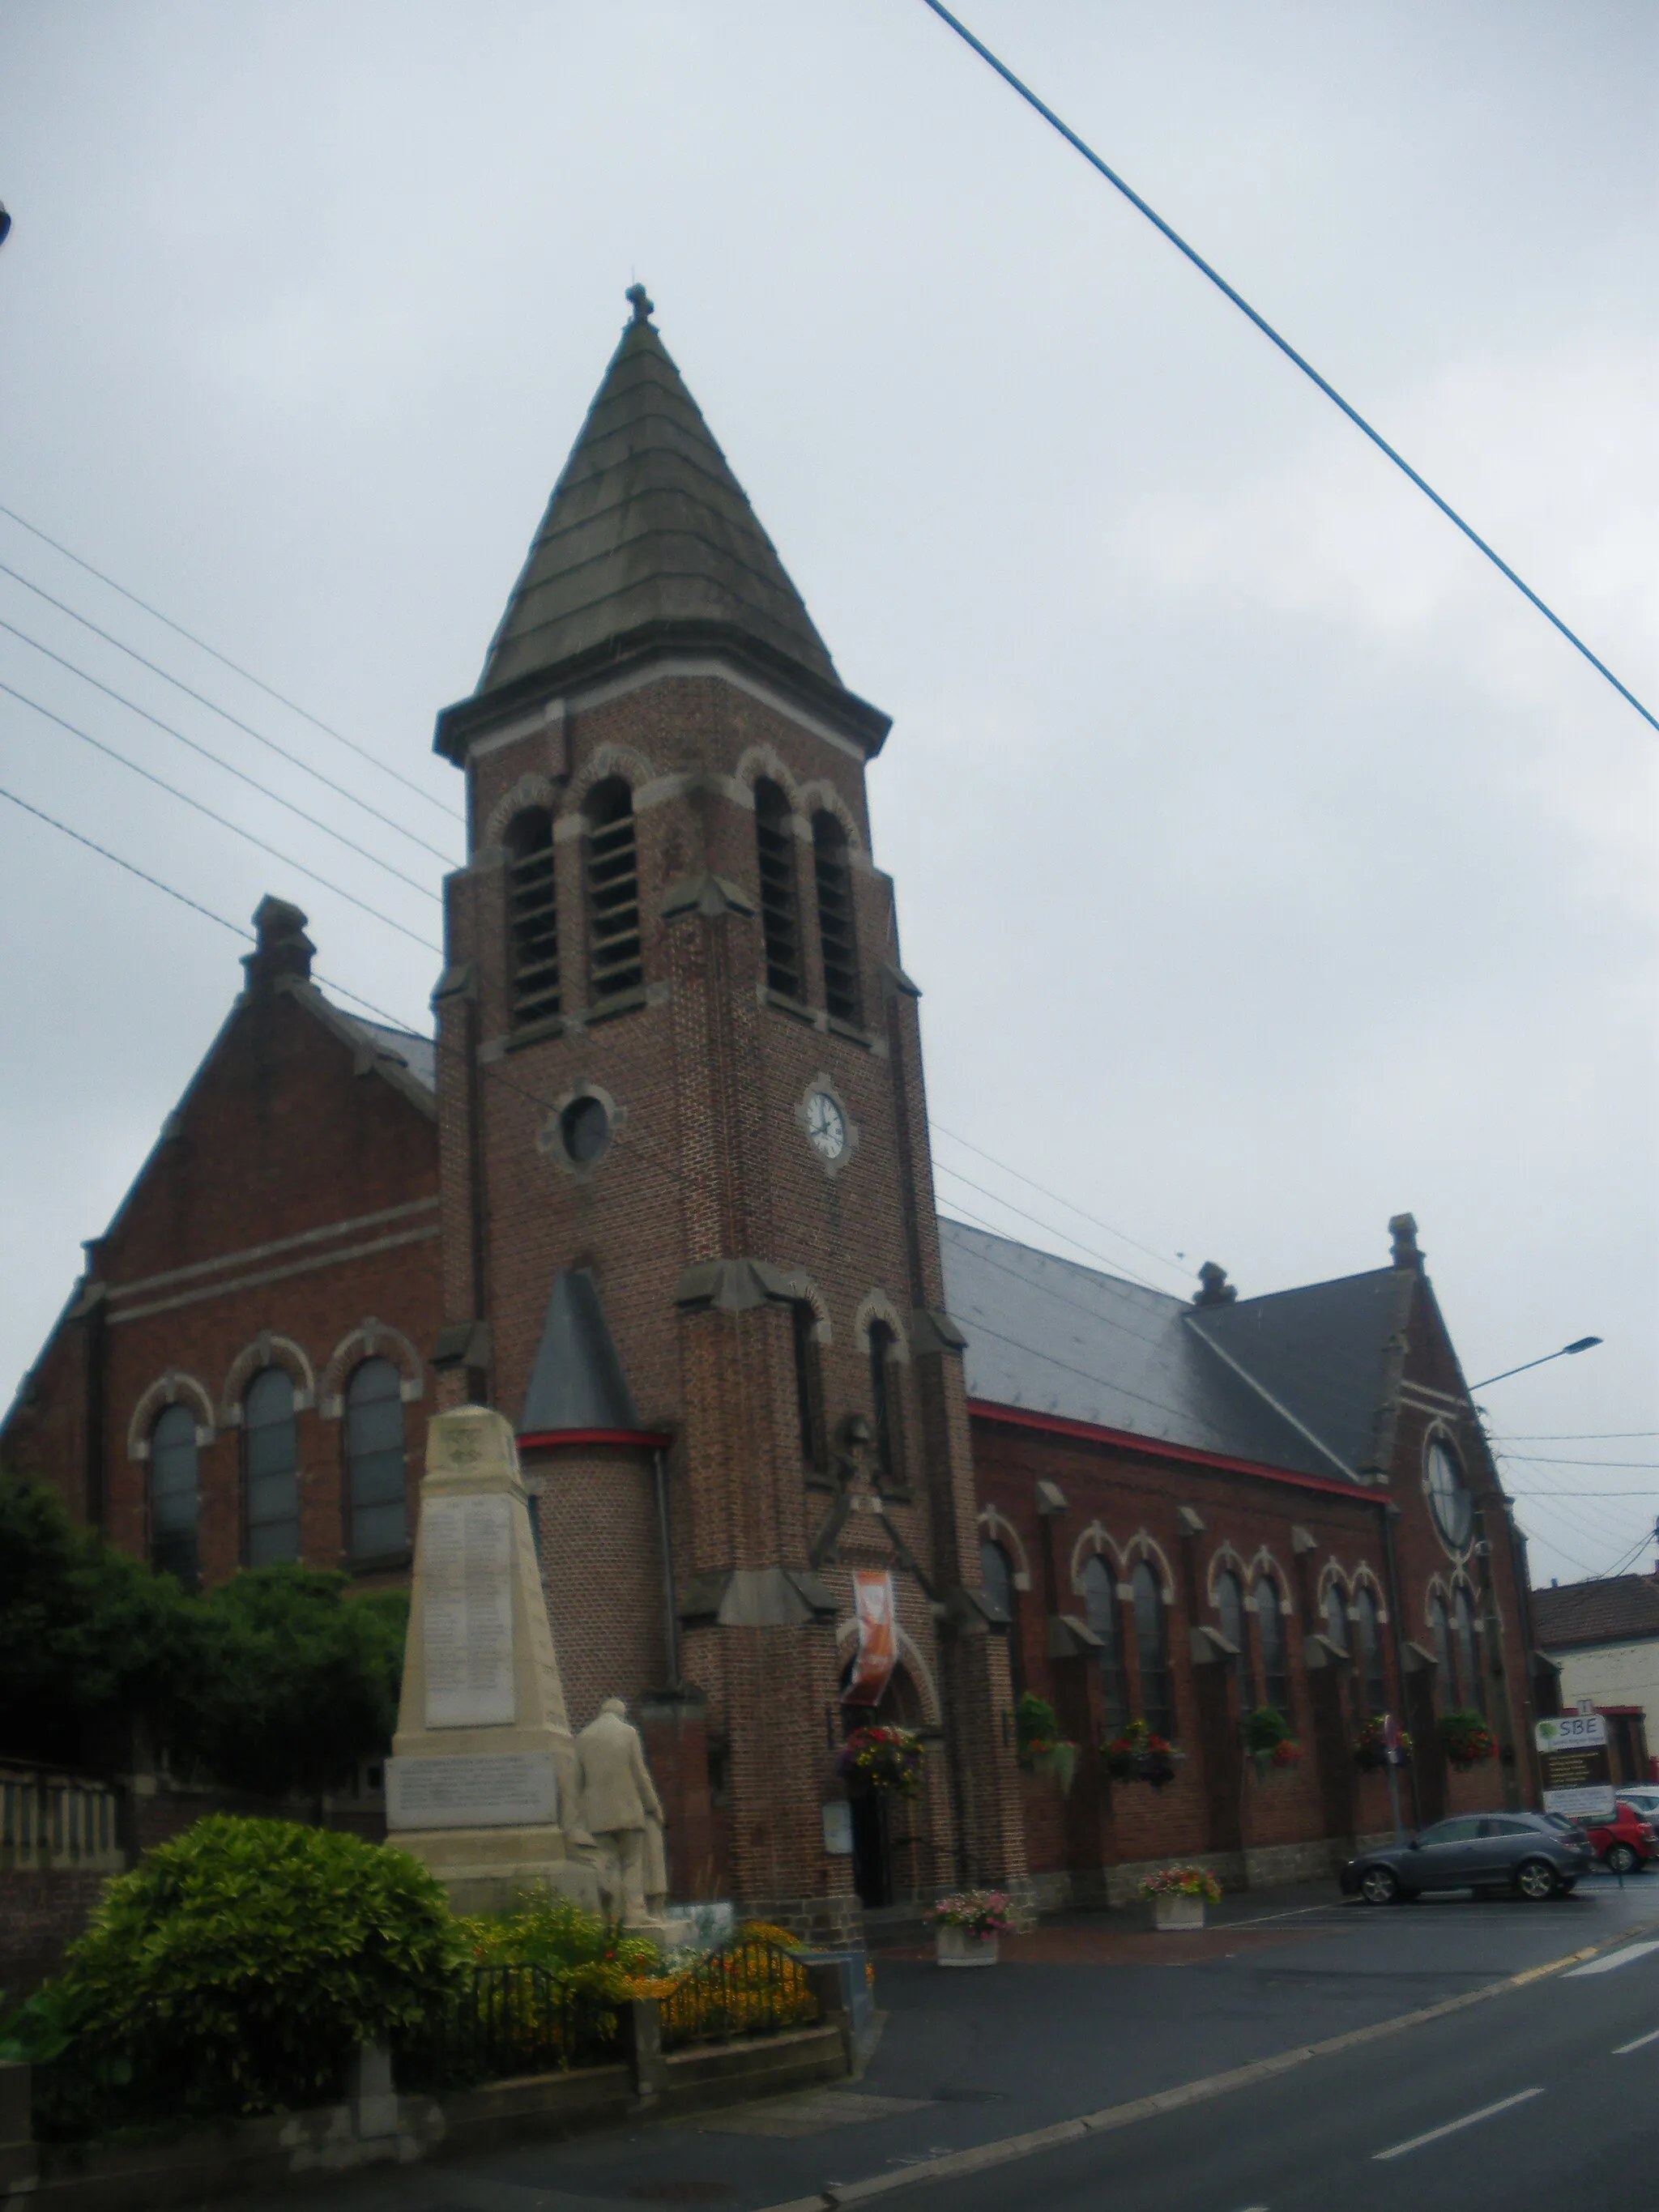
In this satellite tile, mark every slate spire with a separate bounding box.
[475,287,845,705]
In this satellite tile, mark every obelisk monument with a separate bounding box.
[385,1405,599,1914]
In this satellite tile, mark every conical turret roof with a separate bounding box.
[439,287,887,756]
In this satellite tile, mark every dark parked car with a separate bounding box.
[1341,1812,1593,1904]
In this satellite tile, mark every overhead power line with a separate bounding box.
[919,1,1659,737]
[1,681,441,953]
[929,1118,1190,1282]
[0,503,463,820]
[0,614,441,901]
[0,557,459,866]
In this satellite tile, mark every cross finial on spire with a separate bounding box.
[625,282,654,326]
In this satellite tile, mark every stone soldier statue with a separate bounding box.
[574,1698,667,1927]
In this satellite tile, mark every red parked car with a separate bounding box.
[1581,1800,1659,1875]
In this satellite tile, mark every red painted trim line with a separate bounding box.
[966,1398,1370,1502]
[517,1428,674,1451]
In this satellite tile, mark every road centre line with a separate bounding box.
[1614,2026,1659,2053]
[1563,1940,1659,1978]
[1372,2087,1544,2162]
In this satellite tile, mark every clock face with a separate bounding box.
[806,1089,847,1161]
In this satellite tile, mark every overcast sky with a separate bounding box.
[1,2,1653,1588]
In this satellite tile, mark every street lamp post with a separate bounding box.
[1469,1336,1602,1392]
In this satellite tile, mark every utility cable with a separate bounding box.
[0,556,459,864]
[929,1117,1191,1281]
[919,1,1659,737]
[0,614,441,901]
[933,1161,1171,1293]
[1,682,441,953]
[0,502,463,820]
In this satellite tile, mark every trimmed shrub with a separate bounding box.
[47,1816,462,2117]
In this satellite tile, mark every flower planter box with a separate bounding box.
[935,1925,999,1967]
[1150,1894,1205,1932]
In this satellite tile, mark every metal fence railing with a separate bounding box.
[657,1937,819,2050]
[395,1964,627,2091]
[0,1771,125,1873]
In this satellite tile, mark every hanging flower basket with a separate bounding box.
[1354,1715,1414,1772]
[1244,1707,1302,1781]
[837,1724,925,1795]
[1102,1717,1179,1789]
[1014,1692,1081,1794]
[1137,1865,1222,1931]
[1439,1711,1497,1772]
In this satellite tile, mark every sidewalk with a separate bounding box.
[249,1874,1659,2212]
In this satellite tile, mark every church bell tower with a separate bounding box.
[430,287,1026,1933]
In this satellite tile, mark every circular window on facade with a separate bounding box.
[560,1094,611,1166]
[1426,1436,1473,1552]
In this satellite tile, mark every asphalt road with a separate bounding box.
[876,1926,1659,2212]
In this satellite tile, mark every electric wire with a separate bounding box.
[1,682,441,953]
[928,1118,1191,1283]
[0,503,462,821]
[0,556,460,864]
[933,1162,1172,1294]
[0,614,442,901]
[1498,1431,1659,1443]
[919,0,1659,737]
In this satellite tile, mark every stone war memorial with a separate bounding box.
[386,1405,601,1915]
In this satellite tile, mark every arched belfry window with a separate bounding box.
[1216,1570,1249,1708]
[1082,1554,1126,1731]
[585,778,643,1002]
[1356,1585,1387,1716]
[982,1538,1025,1698]
[150,1404,200,1589]
[244,1366,299,1566]
[505,808,560,1028]
[1132,1560,1174,1737]
[812,812,859,1025]
[754,781,802,998]
[1256,1577,1290,1717]
[346,1357,407,1559]
[1453,1586,1483,1715]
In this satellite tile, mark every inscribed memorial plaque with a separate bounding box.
[421,1492,517,1728]
[386,1753,558,1831]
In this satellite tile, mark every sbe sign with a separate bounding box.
[1536,1712,1615,1819]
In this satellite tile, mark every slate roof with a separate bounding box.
[343,1016,436,1093]
[939,1217,1413,1484]
[519,1268,642,1436]
[476,295,840,702]
[1533,1575,1659,1650]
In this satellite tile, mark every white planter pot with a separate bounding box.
[935,1924,999,1967]
[1151,1894,1205,1932]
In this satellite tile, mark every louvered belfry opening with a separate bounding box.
[505,809,561,1028]
[586,776,644,1002]
[812,812,859,1025]
[754,779,802,997]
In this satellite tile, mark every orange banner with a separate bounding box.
[843,1570,898,1707]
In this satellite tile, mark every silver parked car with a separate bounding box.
[1341,1811,1593,1904]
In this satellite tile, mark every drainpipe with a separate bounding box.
[653,1447,680,1690]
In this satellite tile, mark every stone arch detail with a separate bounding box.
[1349,1560,1388,1625]
[734,745,804,813]
[318,1319,425,1419]
[778,1269,832,1345]
[1246,1546,1297,1616]
[566,742,656,812]
[1124,1530,1176,1606]
[834,1615,942,1725]
[1205,1541,1252,1608]
[979,1505,1034,1593]
[853,1289,910,1362]
[483,774,559,851]
[1316,1558,1354,1613]
[220,1332,315,1426]
[1423,1571,1454,1630]
[1069,1519,1124,1593]
[127,1370,215,1460]
[797,781,864,853]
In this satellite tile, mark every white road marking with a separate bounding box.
[1372,2087,1544,2161]
[1614,2026,1659,2053]
[1563,1940,1659,1978]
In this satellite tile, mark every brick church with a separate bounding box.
[2,289,1555,1933]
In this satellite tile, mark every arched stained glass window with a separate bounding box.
[1430,1593,1457,1713]
[1356,1585,1387,1717]
[1453,1585,1483,1716]
[150,1403,200,1590]
[981,1538,1024,1698]
[346,1357,406,1559]
[1256,1577,1290,1718]
[1132,1560,1173,1738]
[1082,1554,1126,1732]
[244,1367,299,1566]
[1323,1583,1350,1655]
[1216,1569,1249,1707]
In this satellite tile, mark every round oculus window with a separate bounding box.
[1426,1437,1473,1552]
[560,1094,611,1166]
